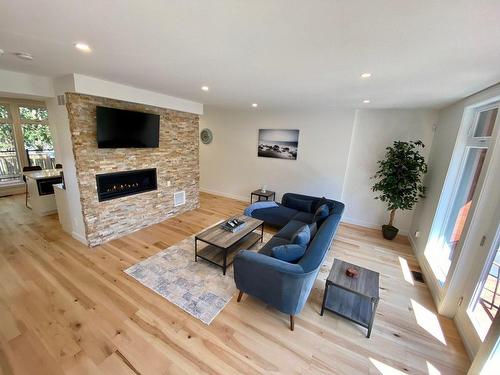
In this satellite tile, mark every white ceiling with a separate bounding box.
[1,0,499,109]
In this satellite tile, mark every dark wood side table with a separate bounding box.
[250,189,276,203]
[320,259,380,338]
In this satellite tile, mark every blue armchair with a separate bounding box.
[234,193,344,330]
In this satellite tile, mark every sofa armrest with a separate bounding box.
[233,250,317,315]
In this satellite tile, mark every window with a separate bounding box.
[19,106,54,169]
[426,104,499,283]
[0,104,22,183]
[468,225,500,340]
[0,101,54,185]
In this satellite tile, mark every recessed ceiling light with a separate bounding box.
[0,49,4,56]
[74,42,91,52]
[14,52,33,61]
[252,103,258,108]
[201,86,209,92]
[361,72,372,78]
[363,99,371,104]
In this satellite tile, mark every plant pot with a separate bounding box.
[382,225,399,240]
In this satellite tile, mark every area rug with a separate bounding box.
[124,231,272,325]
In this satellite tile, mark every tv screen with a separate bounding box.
[96,106,160,148]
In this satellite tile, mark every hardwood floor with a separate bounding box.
[0,192,470,374]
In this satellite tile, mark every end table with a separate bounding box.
[320,259,380,338]
[250,189,276,203]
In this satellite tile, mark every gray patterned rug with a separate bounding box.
[124,232,272,325]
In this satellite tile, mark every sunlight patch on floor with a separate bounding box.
[398,256,414,285]
[370,358,407,375]
[411,299,447,345]
[426,361,442,375]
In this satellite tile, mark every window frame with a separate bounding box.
[425,101,500,286]
[0,98,53,186]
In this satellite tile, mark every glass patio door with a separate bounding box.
[0,100,54,186]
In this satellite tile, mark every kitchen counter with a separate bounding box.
[23,168,63,216]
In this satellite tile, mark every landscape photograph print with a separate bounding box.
[258,129,299,160]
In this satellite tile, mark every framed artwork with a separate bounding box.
[258,129,299,160]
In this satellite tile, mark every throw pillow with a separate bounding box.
[308,222,318,239]
[312,196,329,213]
[291,225,311,247]
[271,244,306,263]
[314,204,329,226]
[286,196,312,212]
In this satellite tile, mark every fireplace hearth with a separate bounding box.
[96,168,157,202]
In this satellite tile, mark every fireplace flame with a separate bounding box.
[106,182,140,193]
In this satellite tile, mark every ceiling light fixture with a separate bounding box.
[252,103,258,108]
[363,99,371,104]
[74,42,91,52]
[361,72,372,78]
[201,86,209,92]
[14,52,33,60]
[0,49,4,56]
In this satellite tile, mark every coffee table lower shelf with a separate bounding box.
[195,232,262,275]
[321,284,379,338]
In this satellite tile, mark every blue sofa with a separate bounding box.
[234,193,344,330]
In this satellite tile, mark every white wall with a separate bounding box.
[72,74,203,115]
[342,109,438,234]
[0,69,54,98]
[200,106,356,202]
[200,106,438,233]
[45,76,88,244]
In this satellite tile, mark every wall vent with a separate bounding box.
[57,95,66,106]
[174,191,186,207]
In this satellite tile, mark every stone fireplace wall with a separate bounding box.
[65,93,199,246]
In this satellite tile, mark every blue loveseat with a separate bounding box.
[234,193,344,330]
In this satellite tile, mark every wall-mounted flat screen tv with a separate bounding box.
[96,106,160,148]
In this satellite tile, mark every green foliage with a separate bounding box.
[0,124,16,151]
[0,105,8,119]
[22,124,53,150]
[372,140,427,217]
[19,106,48,121]
[0,106,53,152]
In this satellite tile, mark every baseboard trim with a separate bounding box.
[72,231,88,246]
[200,187,250,203]
[341,216,409,236]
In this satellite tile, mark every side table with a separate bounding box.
[250,189,276,204]
[320,259,380,338]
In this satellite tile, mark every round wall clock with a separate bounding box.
[200,128,213,144]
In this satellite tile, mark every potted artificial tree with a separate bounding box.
[372,140,427,240]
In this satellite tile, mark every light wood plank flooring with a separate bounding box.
[0,192,470,374]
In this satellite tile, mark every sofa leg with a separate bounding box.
[290,315,295,331]
[237,290,244,302]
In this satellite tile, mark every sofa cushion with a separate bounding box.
[309,222,318,238]
[299,214,340,272]
[313,204,329,226]
[312,196,328,213]
[275,220,304,240]
[284,196,312,213]
[271,244,306,263]
[251,203,298,228]
[291,225,311,247]
[258,236,290,256]
[292,211,315,224]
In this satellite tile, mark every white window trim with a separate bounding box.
[424,100,500,296]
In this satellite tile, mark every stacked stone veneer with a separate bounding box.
[65,93,199,246]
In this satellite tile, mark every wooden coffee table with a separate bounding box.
[195,215,264,275]
[320,259,380,338]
